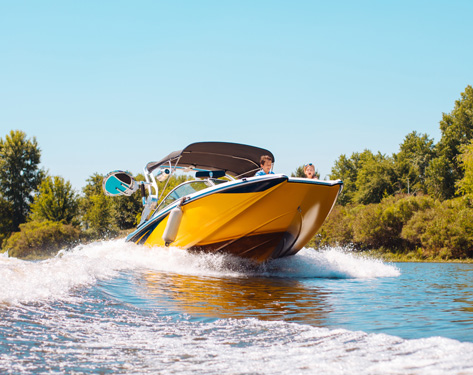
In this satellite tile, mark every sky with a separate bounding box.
[1,1,473,190]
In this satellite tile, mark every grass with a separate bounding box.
[360,249,473,263]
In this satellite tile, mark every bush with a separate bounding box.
[3,220,81,259]
[80,194,119,240]
[402,197,473,259]
[352,194,435,251]
[312,204,357,248]
[314,194,436,252]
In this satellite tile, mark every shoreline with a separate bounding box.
[360,249,473,264]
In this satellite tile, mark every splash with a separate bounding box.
[0,240,399,304]
[264,247,401,279]
[0,240,134,305]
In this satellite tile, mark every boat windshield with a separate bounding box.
[158,179,226,211]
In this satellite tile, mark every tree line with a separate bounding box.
[330,85,473,204]
[0,133,143,258]
[1,85,472,259]
[317,85,473,260]
[0,131,188,259]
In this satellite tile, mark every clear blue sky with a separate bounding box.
[1,1,472,190]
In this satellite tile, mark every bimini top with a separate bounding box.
[145,142,275,178]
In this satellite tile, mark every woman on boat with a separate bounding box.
[304,163,319,179]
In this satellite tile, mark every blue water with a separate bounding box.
[1,241,473,374]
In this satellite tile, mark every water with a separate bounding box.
[1,240,473,374]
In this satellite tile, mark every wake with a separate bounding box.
[0,239,399,304]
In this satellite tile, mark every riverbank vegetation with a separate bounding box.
[1,85,472,260]
[310,194,473,261]
[312,85,473,261]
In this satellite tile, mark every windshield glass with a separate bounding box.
[158,180,212,210]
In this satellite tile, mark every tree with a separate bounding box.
[354,152,396,204]
[426,85,473,199]
[82,173,103,197]
[80,173,118,238]
[425,155,455,200]
[82,194,118,239]
[0,130,43,230]
[29,175,79,224]
[331,150,396,205]
[80,172,146,232]
[394,131,435,194]
[456,140,473,196]
[0,195,13,249]
[113,174,145,230]
[330,152,365,205]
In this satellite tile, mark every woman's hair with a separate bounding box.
[260,155,273,166]
[304,163,315,173]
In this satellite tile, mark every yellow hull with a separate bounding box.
[128,177,342,262]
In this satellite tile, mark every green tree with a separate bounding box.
[80,173,118,238]
[29,175,79,224]
[114,194,142,229]
[0,195,13,249]
[456,140,473,196]
[394,131,435,194]
[113,173,145,230]
[82,173,103,197]
[425,155,455,200]
[82,194,118,239]
[354,151,396,205]
[80,172,145,232]
[426,85,473,199]
[0,130,43,230]
[330,152,366,205]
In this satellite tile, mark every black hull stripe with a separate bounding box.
[220,177,286,194]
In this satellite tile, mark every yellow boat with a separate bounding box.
[103,142,343,262]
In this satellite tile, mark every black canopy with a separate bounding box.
[145,142,275,178]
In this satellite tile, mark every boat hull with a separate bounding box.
[127,176,342,262]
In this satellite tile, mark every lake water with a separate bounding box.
[1,240,473,374]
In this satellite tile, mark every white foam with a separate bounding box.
[0,240,399,304]
[265,247,400,279]
[1,242,470,374]
[3,311,465,375]
[0,240,132,304]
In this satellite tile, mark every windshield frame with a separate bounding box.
[156,178,227,212]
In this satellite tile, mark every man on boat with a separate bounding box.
[255,155,275,176]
